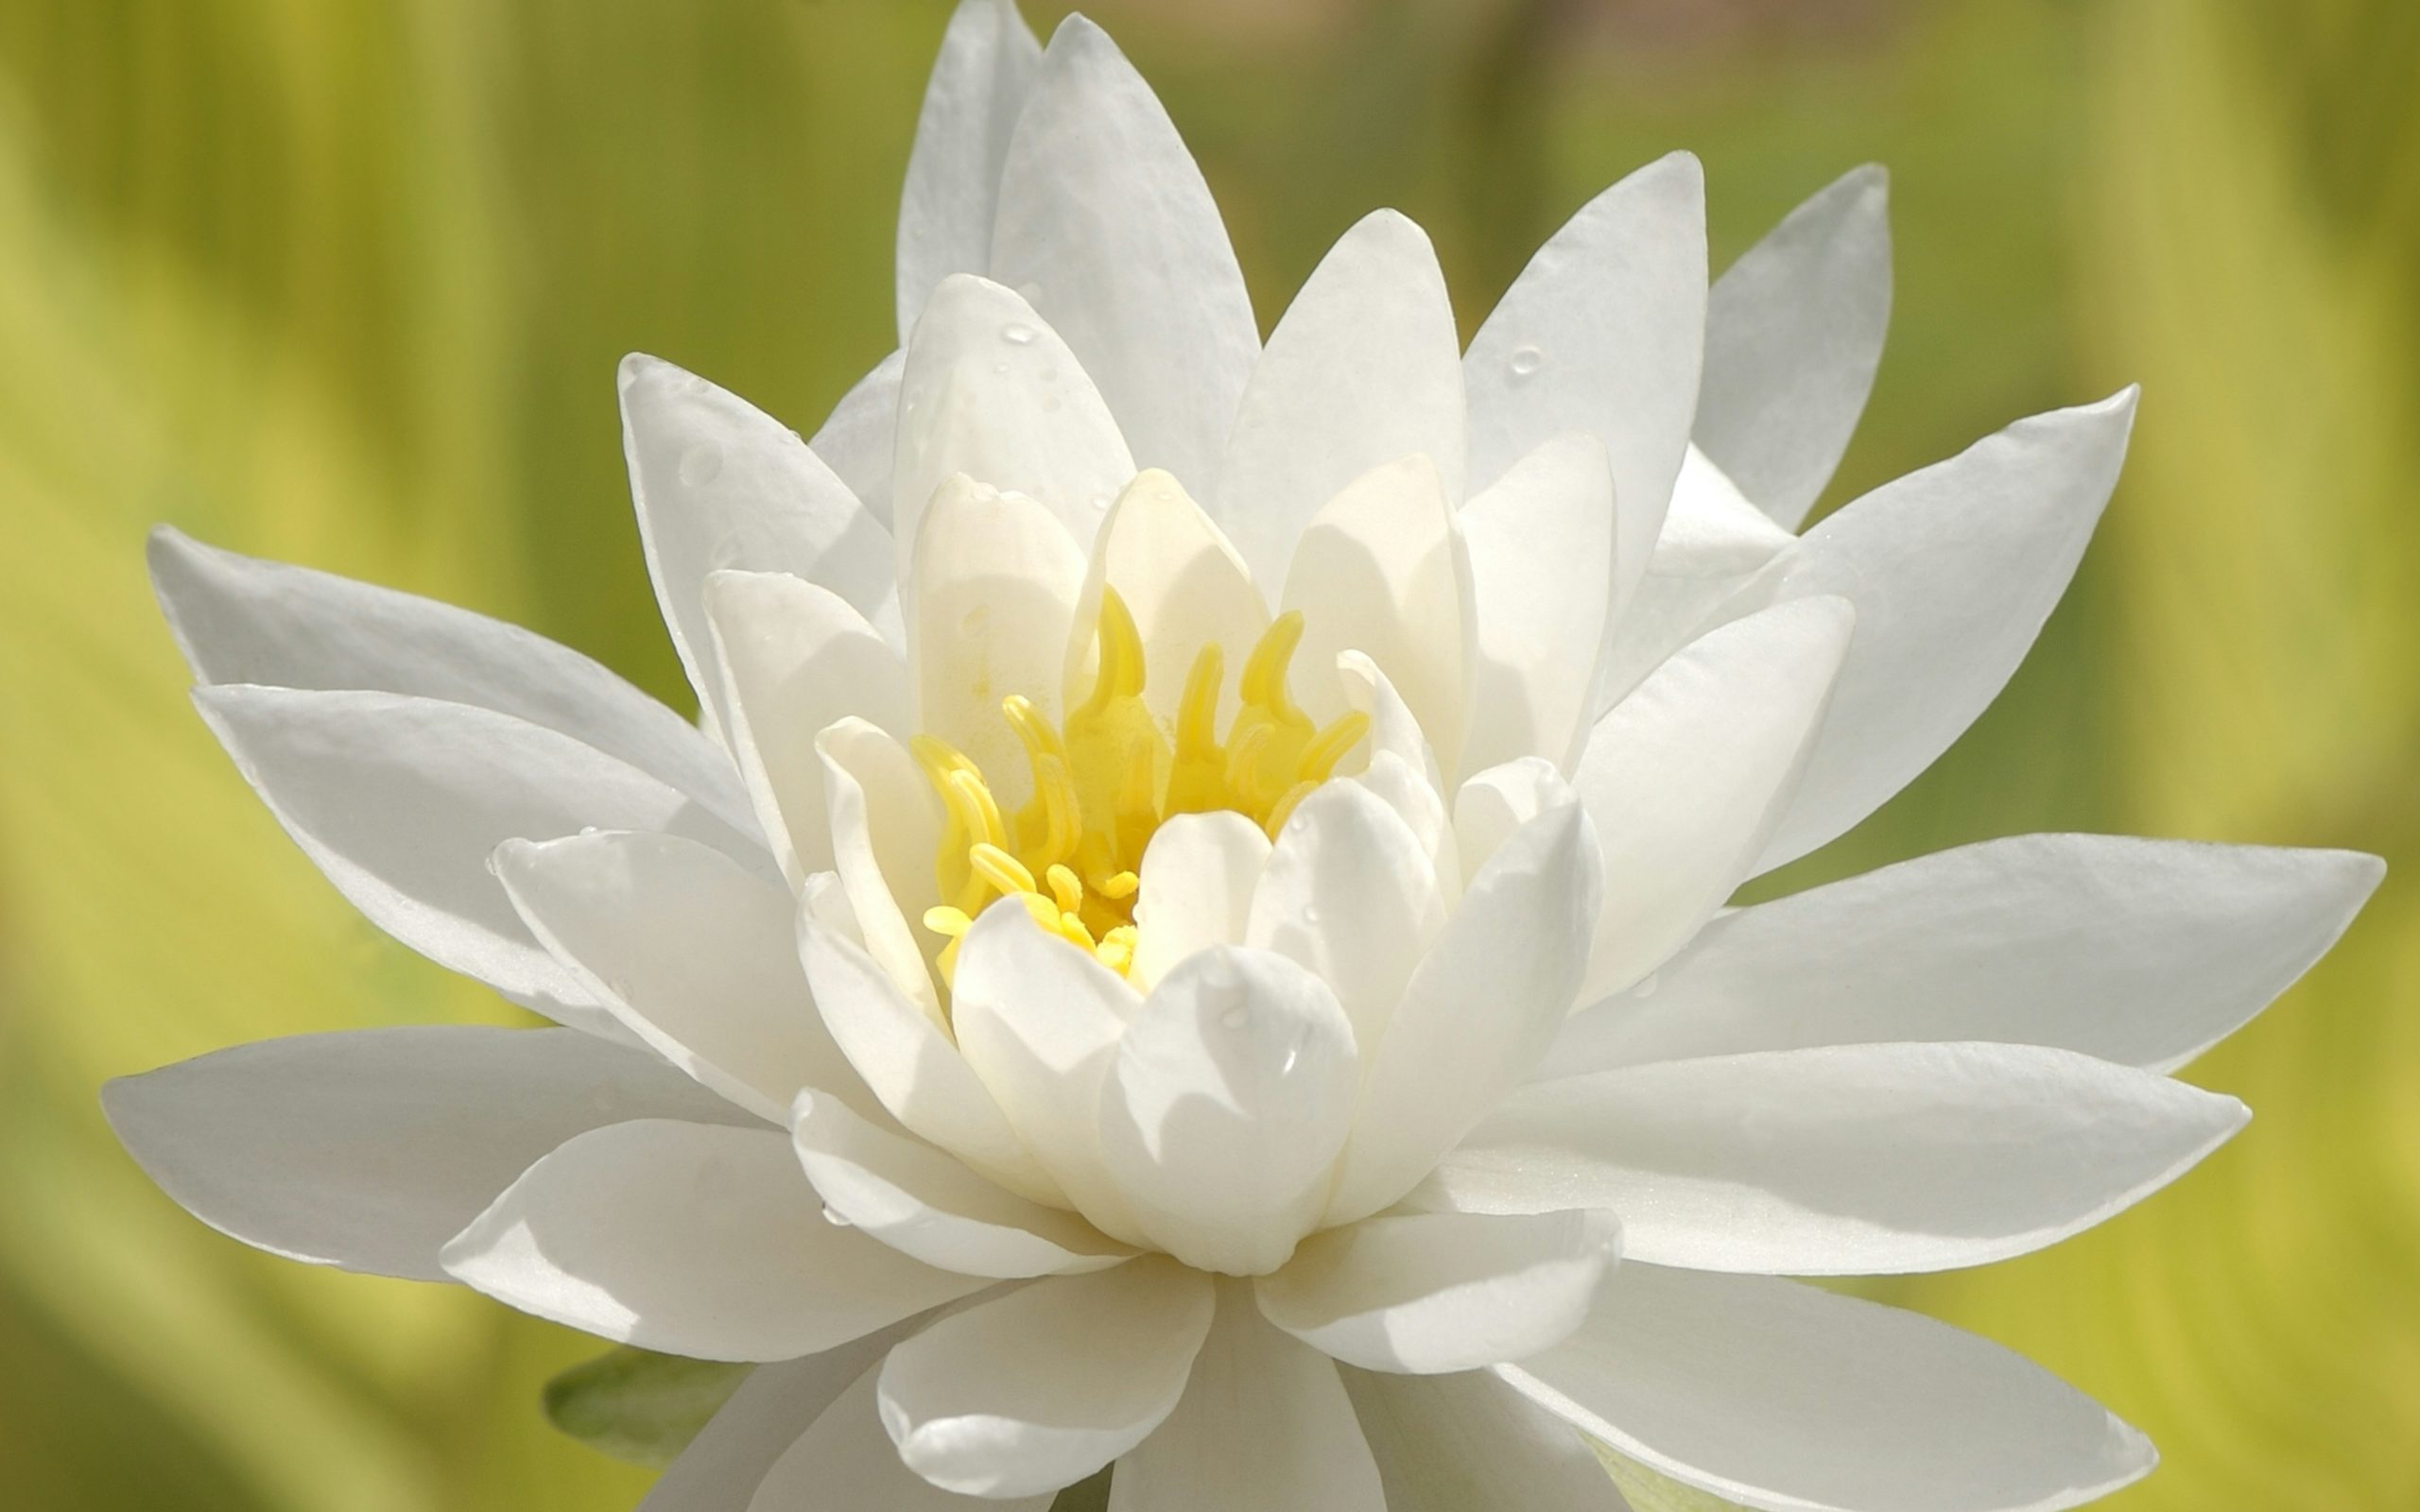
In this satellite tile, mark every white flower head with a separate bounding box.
[109,3,2382,1509]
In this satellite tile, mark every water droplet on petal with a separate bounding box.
[1508,344,1546,380]
[1041,394,1062,414]
[993,361,1011,376]
[1001,322,1038,347]
[821,1207,855,1228]
[1301,903,1321,924]
[678,441,723,486]
[1631,972,1659,999]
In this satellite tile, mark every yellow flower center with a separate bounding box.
[914,588,1368,985]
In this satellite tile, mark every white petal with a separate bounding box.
[1219,212,1465,592]
[1247,782,1444,1056]
[893,279,1134,558]
[1428,1041,2247,1275]
[643,1323,921,1512]
[1099,947,1358,1275]
[793,1091,1133,1279]
[704,570,911,885]
[1109,1282,1385,1512]
[1129,810,1270,994]
[147,526,750,832]
[1064,469,1269,729]
[990,15,1258,492]
[752,1355,1055,1512]
[894,0,1043,338]
[1574,596,1855,1002]
[1280,455,1471,772]
[1325,790,1599,1226]
[620,354,899,736]
[799,913,1063,1207]
[1459,433,1618,772]
[1258,1210,1617,1374]
[1342,1367,1630,1512]
[950,902,1145,1239]
[1697,165,1893,530]
[494,831,865,1126]
[1556,834,2385,1076]
[819,718,946,1017]
[102,1026,740,1283]
[908,476,1088,807]
[1465,152,1705,607]
[441,1120,985,1362]
[1336,654,1458,896]
[1452,756,1565,878]
[808,349,905,531]
[191,684,762,1023]
[1499,1264,2154,1512]
[878,1259,1216,1498]
[1755,390,2138,871]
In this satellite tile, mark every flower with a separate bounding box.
[103,1,2381,1508]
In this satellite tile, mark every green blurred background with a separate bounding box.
[0,0,2411,1505]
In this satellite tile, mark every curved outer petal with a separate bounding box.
[894,279,1135,559]
[1497,1263,2154,1512]
[1247,782,1445,1057]
[1458,433,1618,774]
[101,1026,742,1283]
[1325,789,1599,1226]
[191,684,763,1024]
[1696,165,1893,530]
[1754,389,2139,871]
[1464,151,1705,613]
[147,526,751,833]
[494,830,869,1126]
[818,718,948,1017]
[1424,1041,2248,1276]
[1573,596,1856,1002]
[1280,454,1472,771]
[793,1091,1133,1279]
[894,0,1043,340]
[1109,1281,1385,1512]
[1554,834,2385,1076]
[950,903,1146,1239]
[1336,654,1459,899]
[1219,211,1466,593]
[752,1356,1054,1512]
[1452,756,1565,877]
[877,1258,1217,1498]
[1129,810,1271,994]
[704,569,913,885]
[798,914,1063,1206]
[441,1120,987,1363]
[990,15,1258,492]
[1257,1210,1618,1374]
[620,354,898,737]
[1063,469,1269,729]
[808,349,905,530]
[1098,946,1359,1276]
[1341,1366,1632,1512]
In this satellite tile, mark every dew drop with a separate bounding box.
[1631,972,1660,999]
[1300,903,1321,925]
[678,441,724,486]
[993,361,1011,376]
[1041,394,1063,414]
[1001,322,1038,347]
[1507,344,1546,380]
[821,1207,855,1228]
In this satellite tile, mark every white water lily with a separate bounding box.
[104,3,2380,1510]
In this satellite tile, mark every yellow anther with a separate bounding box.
[1097,924,1138,974]
[922,905,974,938]
[1224,722,1272,797]
[946,768,1010,850]
[1241,611,1306,717]
[1098,870,1140,901]
[1060,912,1098,949]
[1046,864,1085,916]
[970,842,1037,897]
[1074,587,1149,714]
[1298,711,1371,784]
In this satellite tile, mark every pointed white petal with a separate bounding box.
[1698,165,1893,530]
[1219,212,1465,591]
[794,1091,1133,1279]
[1248,782,1444,1056]
[752,1354,1055,1512]
[1452,756,1566,878]
[1129,810,1270,994]
[799,913,1063,1207]
[191,685,761,1023]
[1459,433,1618,773]
[1110,1283,1385,1512]
[620,354,898,736]
[990,14,1257,492]
[1100,946,1358,1275]
[895,0,1044,338]
[642,1320,923,1512]
[1325,790,1599,1226]
[1574,597,1855,1001]
[1336,654,1459,897]
[1430,1041,2247,1275]
[102,1027,740,1283]
[1258,1210,1617,1374]
[1064,469,1269,728]
[819,718,947,1016]
[1499,1264,2154,1512]
[878,1259,1217,1498]
[1342,1367,1630,1512]
[441,1121,985,1362]
[1465,152,1706,602]
[808,349,906,531]
[894,279,1134,558]
[147,526,750,831]
[1755,390,2138,870]
[1557,834,2385,1076]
